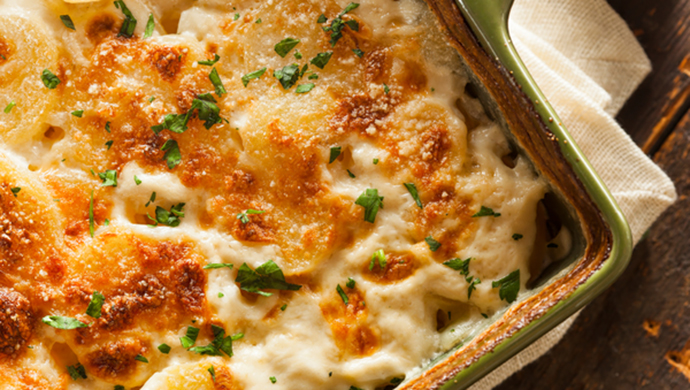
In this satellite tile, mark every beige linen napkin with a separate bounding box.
[470,0,678,388]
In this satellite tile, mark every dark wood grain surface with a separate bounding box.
[496,1,690,389]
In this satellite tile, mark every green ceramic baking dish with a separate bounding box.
[394,0,634,389]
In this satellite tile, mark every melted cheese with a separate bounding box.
[0,0,557,389]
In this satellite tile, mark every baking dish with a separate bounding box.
[396,0,634,388]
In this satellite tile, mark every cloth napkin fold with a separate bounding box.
[470,0,678,388]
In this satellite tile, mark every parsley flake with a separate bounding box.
[209,68,227,96]
[310,52,333,69]
[114,1,137,38]
[280,304,287,311]
[134,175,142,185]
[115,386,125,390]
[242,67,266,87]
[235,260,302,297]
[143,14,155,38]
[322,3,360,47]
[10,187,20,197]
[151,203,185,227]
[67,363,87,380]
[105,140,113,150]
[383,84,390,94]
[492,270,520,303]
[346,169,356,178]
[352,48,364,58]
[42,316,88,329]
[273,64,301,90]
[236,209,265,224]
[145,191,156,207]
[256,18,262,24]
[158,343,171,354]
[188,324,235,357]
[355,188,384,223]
[295,83,315,94]
[274,37,300,58]
[4,101,15,113]
[512,233,523,240]
[161,139,181,169]
[204,263,234,270]
[60,15,75,31]
[346,277,356,289]
[198,54,220,66]
[218,292,225,298]
[294,50,303,59]
[89,190,95,237]
[308,73,319,80]
[85,291,105,319]
[425,236,441,252]
[336,284,348,305]
[472,206,501,217]
[105,121,111,132]
[234,13,240,20]
[329,146,342,163]
[443,257,471,276]
[467,277,481,299]
[209,366,216,381]
[71,110,84,118]
[98,170,117,187]
[373,158,379,165]
[369,249,386,271]
[135,354,148,363]
[403,183,423,208]
[317,14,328,23]
[41,69,60,89]
[180,326,200,349]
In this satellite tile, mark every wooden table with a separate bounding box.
[496,1,690,389]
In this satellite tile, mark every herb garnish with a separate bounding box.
[270,376,277,384]
[346,277,356,289]
[4,101,15,113]
[143,14,155,38]
[280,304,287,311]
[41,69,60,89]
[98,170,117,187]
[42,316,88,329]
[180,326,200,348]
[188,324,237,357]
[60,15,76,30]
[403,183,423,208]
[209,68,227,96]
[369,249,386,270]
[329,146,342,163]
[235,260,302,297]
[114,1,137,38]
[294,50,302,59]
[336,284,348,305]
[383,84,390,94]
[295,83,315,94]
[150,203,185,227]
[135,354,148,363]
[10,187,20,197]
[512,233,523,241]
[204,263,234,270]
[89,190,95,237]
[71,110,84,118]
[310,52,333,69]
[355,188,384,223]
[443,257,471,276]
[472,206,501,217]
[317,14,328,23]
[308,73,319,80]
[467,277,481,298]
[105,121,111,132]
[425,236,441,252]
[274,37,300,58]
[67,363,87,380]
[237,209,265,224]
[198,54,220,66]
[145,191,156,207]
[134,175,142,185]
[158,343,171,354]
[273,64,301,90]
[242,67,266,87]
[492,270,520,303]
[161,139,181,169]
[320,3,360,47]
[352,48,364,58]
[209,366,216,381]
[105,140,113,150]
[85,291,105,318]
[346,169,356,178]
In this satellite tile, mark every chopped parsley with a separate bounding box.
[295,83,315,94]
[390,377,404,385]
[369,249,386,271]
[89,190,95,237]
[383,84,390,94]
[472,206,501,217]
[204,263,234,270]
[352,48,364,58]
[280,304,287,311]
[317,14,328,23]
[308,73,319,80]
[85,291,105,319]
[270,376,277,384]
[236,209,265,224]
[209,68,227,96]
[114,1,137,38]
[148,96,155,103]
[349,386,364,390]
[467,277,481,299]
[218,292,225,298]
[512,233,523,240]
[42,316,88,329]
[103,219,110,226]
[310,52,333,69]
[321,3,360,47]
[152,95,224,134]
[242,67,266,87]
[67,363,87,380]
[443,257,471,276]
[60,15,76,30]
[143,14,155,38]
[425,236,441,252]
[4,101,15,113]
[235,260,302,297]
[41,69,60,89]
[234,13,240,21]
[188,324,235,357]
[294,50,303,59]
[134,354,148,363]
[481,313,489,319]
[161,139,181,169]
[198,54,220,66]
[151,203,185,227]
[145,191,156,207]
[180,326,200,348]
[105,140,113,150]
[336,284,348,305]
[158,343,171,354]
[373,158,379,165]
[134,175,142,185]
[492,270,520,303]
[105,121,111,132]
[346,277,356,289]
[403,183,423,208]
[273,64,301,90]
[274,37,300,58]
[98,170,118,187]
[329,146,342,163]
[209,366,216,381]
[346,169,356,178]
[355,188,384,223]
[10,187,20,197]
[115,386,125,390]
[256,18,262,24]
[71,110,84,118]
